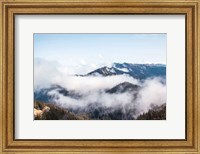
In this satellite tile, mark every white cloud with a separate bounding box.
[98,53,103,59]
[34,58,62,89]
[56,75,139,93]
[79,58,87,65]
[34,58,139,91]
[137,78,166,113]
[43,77,166,119]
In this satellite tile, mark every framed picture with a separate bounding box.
[1,0,199,153]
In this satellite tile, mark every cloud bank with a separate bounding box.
[34,58,166,118]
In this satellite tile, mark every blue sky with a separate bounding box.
[34,33,166,74]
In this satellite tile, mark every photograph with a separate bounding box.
[34,33,166,120]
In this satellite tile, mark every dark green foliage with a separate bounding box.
[34,101,89,120]
[85,104,137,120]
[34,101,166,120]
[137,104,166,120]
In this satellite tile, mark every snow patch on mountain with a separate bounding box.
[115,67,129,73]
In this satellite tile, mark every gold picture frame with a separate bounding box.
[0,0,199,153]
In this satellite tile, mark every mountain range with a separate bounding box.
[85,63,166,79]
[34,62,166,120]
[35,63,166,103]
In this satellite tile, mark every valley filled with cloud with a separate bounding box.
[34,58,166,120]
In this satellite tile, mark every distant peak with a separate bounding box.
[80,62,166,79]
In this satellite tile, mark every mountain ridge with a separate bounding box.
[84,63,166,79]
